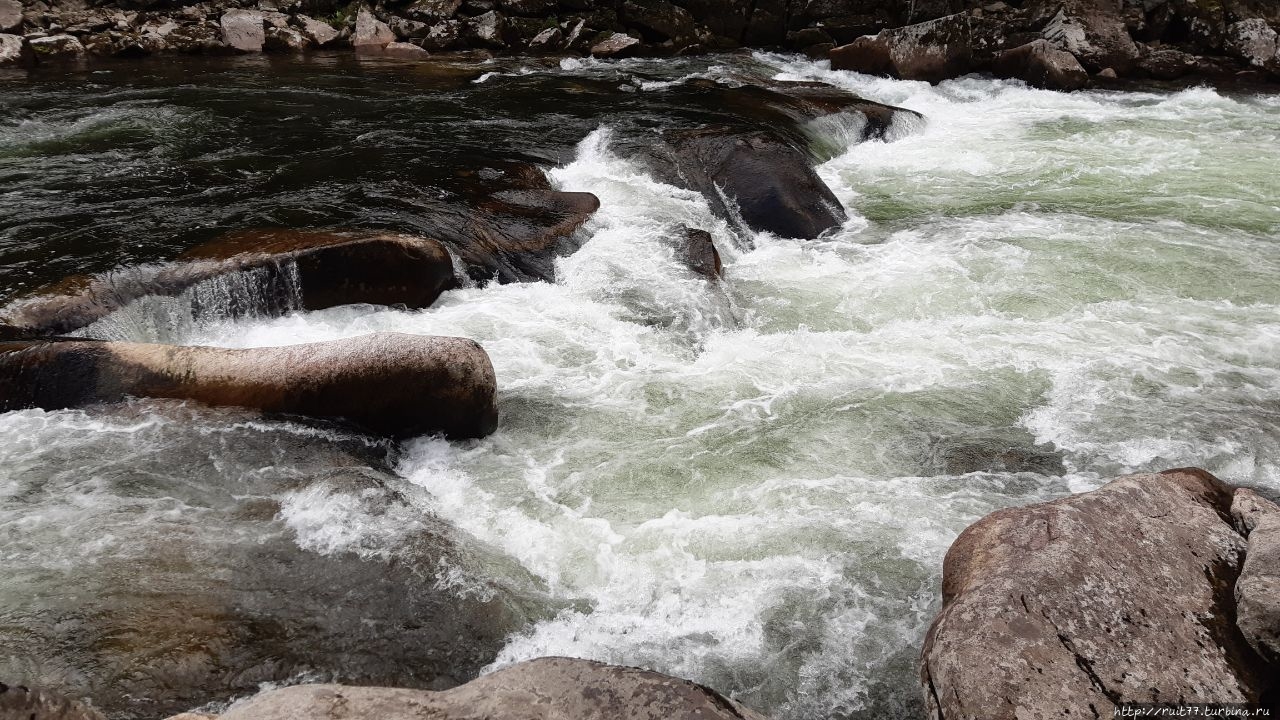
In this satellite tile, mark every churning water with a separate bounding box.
[1,52,1278,719]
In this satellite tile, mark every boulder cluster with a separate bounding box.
[1,0,1277,88]
[831,0,1280,89]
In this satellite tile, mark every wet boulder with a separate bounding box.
[650,126,847,240]
[674,227,722,280]
[0,32,33,66]
[0,230,458,336]
[220,9,265,53]
[921,468,1275,718]
[992,39,1089,90]
[0,332,498,438]
[198,657,769,720]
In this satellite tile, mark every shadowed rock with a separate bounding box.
[830,12,1001,83]
[650,126,847,240]
[675,227,722,280]
[0,231,458,337]
[192,657,769,720]
[0,332,498,439]
[921,468,1276,718]
[0,683,106,720]
[1236,492,1280,665]
[992,39,1089,90]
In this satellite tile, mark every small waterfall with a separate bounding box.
[74,261,304,344]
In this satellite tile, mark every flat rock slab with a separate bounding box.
[921,468,1275,718]
[198,657,769,720]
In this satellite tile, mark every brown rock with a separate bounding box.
[1040,2,1140,74]
[674,226,722,280]
[921,468,1274,719]
[264,25,310,52]
[1138,47,1199,80]
[207,657,768,720]
[0,332,499,439]
[220,9,265,53]
[1232,487,1280,536]
[992,39,1089,90]
[28,33,85,57]
[0,231,459,337]
[383,40,429,57]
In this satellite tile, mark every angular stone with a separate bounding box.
[675,227,722,280]
[405,0,462,22]
[1225,18,1279,70]
[28,32,85,56]
[221,9,265,53]
[590,31,641,57]
[294,14,338,46]
[1232,487,1280,536]
[265,25,310,51]
[0,32,32,65]
[383,40,429,57]
[1237,513,1280,665]
[526,26,561,53]
[464,10,505,48]
[1041,3,1139,74]
[621,0,695,41]
[0,0,21,33]
[1137,47,1200,80]
[992,39,1089,90]
[829,12,986,83]
[353,5,395,50]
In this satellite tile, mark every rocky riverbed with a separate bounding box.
[1,33,1279,720]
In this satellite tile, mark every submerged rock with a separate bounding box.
[193,657,769,720]
[921,468,1275,718]
[0,332,498,438]
[0,230,458,336]
[992,39,1088,90]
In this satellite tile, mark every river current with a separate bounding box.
[1,52,1278,719]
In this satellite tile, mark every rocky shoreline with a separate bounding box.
[1,0,1278,90]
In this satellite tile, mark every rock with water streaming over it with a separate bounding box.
[674,226,722,280]
[0,230,459,337]
[183,657,770,720]
[921,468,1277,718]
[0,332,499,439]
[652,126,847,240]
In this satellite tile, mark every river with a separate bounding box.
[1,51,1278,719]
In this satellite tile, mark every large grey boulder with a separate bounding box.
[0,333,499,439]
[1237,504,1280,664]
[1225,18,1279,72]
[0,0,21,33]
[353,6,395,50]
[194,657,768,720]
[1039,1,1140,74]
[992,39,1088,90]
[220,9,265,53]
[0,32,32,66]
[921,468,1275,719]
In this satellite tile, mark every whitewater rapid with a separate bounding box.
[4,54,1279,718]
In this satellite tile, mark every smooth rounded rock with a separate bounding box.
[201,657,769,720]
[0,332,499,439]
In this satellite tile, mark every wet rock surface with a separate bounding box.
[186,657,770,720]
[0,332,499,438]
[921,468,1278,718]
[0,407,547,719]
